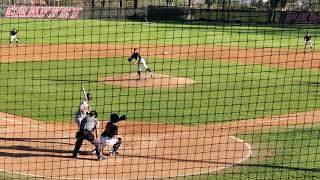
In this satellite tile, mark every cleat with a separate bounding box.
[107,151,114,156]
[98,156,106,161]
[108,149,118,156]
[72,153,79,158]
[91,149,96,155]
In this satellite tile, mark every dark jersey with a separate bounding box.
[129,52,141,61]
[101,122,118,138]
[10,30,17,36]
[304,35,311,41]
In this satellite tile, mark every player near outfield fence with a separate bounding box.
[128,48,154,80]
[9,28,19,47]
[304,32,313,53]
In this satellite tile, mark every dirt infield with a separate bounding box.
[0,111,319,179]
[1,44,320,69]
[0,112,252,179]
[99,73,195,88]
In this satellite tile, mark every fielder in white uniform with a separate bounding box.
[128,48,154,80]
[9,28,19,47]
[75,93,93,129]
[304,32,313,53]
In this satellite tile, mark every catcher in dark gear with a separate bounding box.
[100,113,127,156]
[73,110,106,160]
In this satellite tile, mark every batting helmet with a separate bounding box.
[86,93,93,100]
[89,110,97,118]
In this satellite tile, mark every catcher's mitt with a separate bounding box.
[119,115,127,121]
[110,113,127,123]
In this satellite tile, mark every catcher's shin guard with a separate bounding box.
[110,138,122,155]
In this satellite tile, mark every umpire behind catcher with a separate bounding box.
[73,110,106,160]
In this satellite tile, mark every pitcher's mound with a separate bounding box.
[100,73,195,88]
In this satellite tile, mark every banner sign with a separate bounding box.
[5,6,83,19]
[285,12,320,24]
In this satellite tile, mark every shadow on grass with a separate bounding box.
[233,163,320,172]
[301,81,320,87]
[119,153,320,173]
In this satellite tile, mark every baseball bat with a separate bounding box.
[82,84,92,112]
[82,84,98,138]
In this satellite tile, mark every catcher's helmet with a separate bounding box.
[110,113,127,123]
[86,93,93,100]
[110,113,119,123]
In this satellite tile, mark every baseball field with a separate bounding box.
[0,18,320,179]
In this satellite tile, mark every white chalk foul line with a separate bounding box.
[124,131,253,178]
[222,116,300,129]
[0,117,28,125]
[175,135,252,178]
[0,117,28,131]
[0,116,69,135]
[0,117,48,130]
[0,115,79,180]
[229,135,253,164]
[243,116,301,128]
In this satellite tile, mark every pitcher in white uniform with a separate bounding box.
[128,48,154,80]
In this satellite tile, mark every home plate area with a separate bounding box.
[0,113,251,179]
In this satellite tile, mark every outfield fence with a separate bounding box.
[0,0,320,179]
[1,5,320,24]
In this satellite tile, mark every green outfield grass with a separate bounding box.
[0,171,30,179]
[0,57,319,123]
[182,126,320,179]
[0,18,317,49]
[209,126,320,179]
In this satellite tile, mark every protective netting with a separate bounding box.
[0,0,320,179]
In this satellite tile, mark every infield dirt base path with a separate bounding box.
[0,112,251,179]
[0,110,319,179]
[1,44,320,69]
